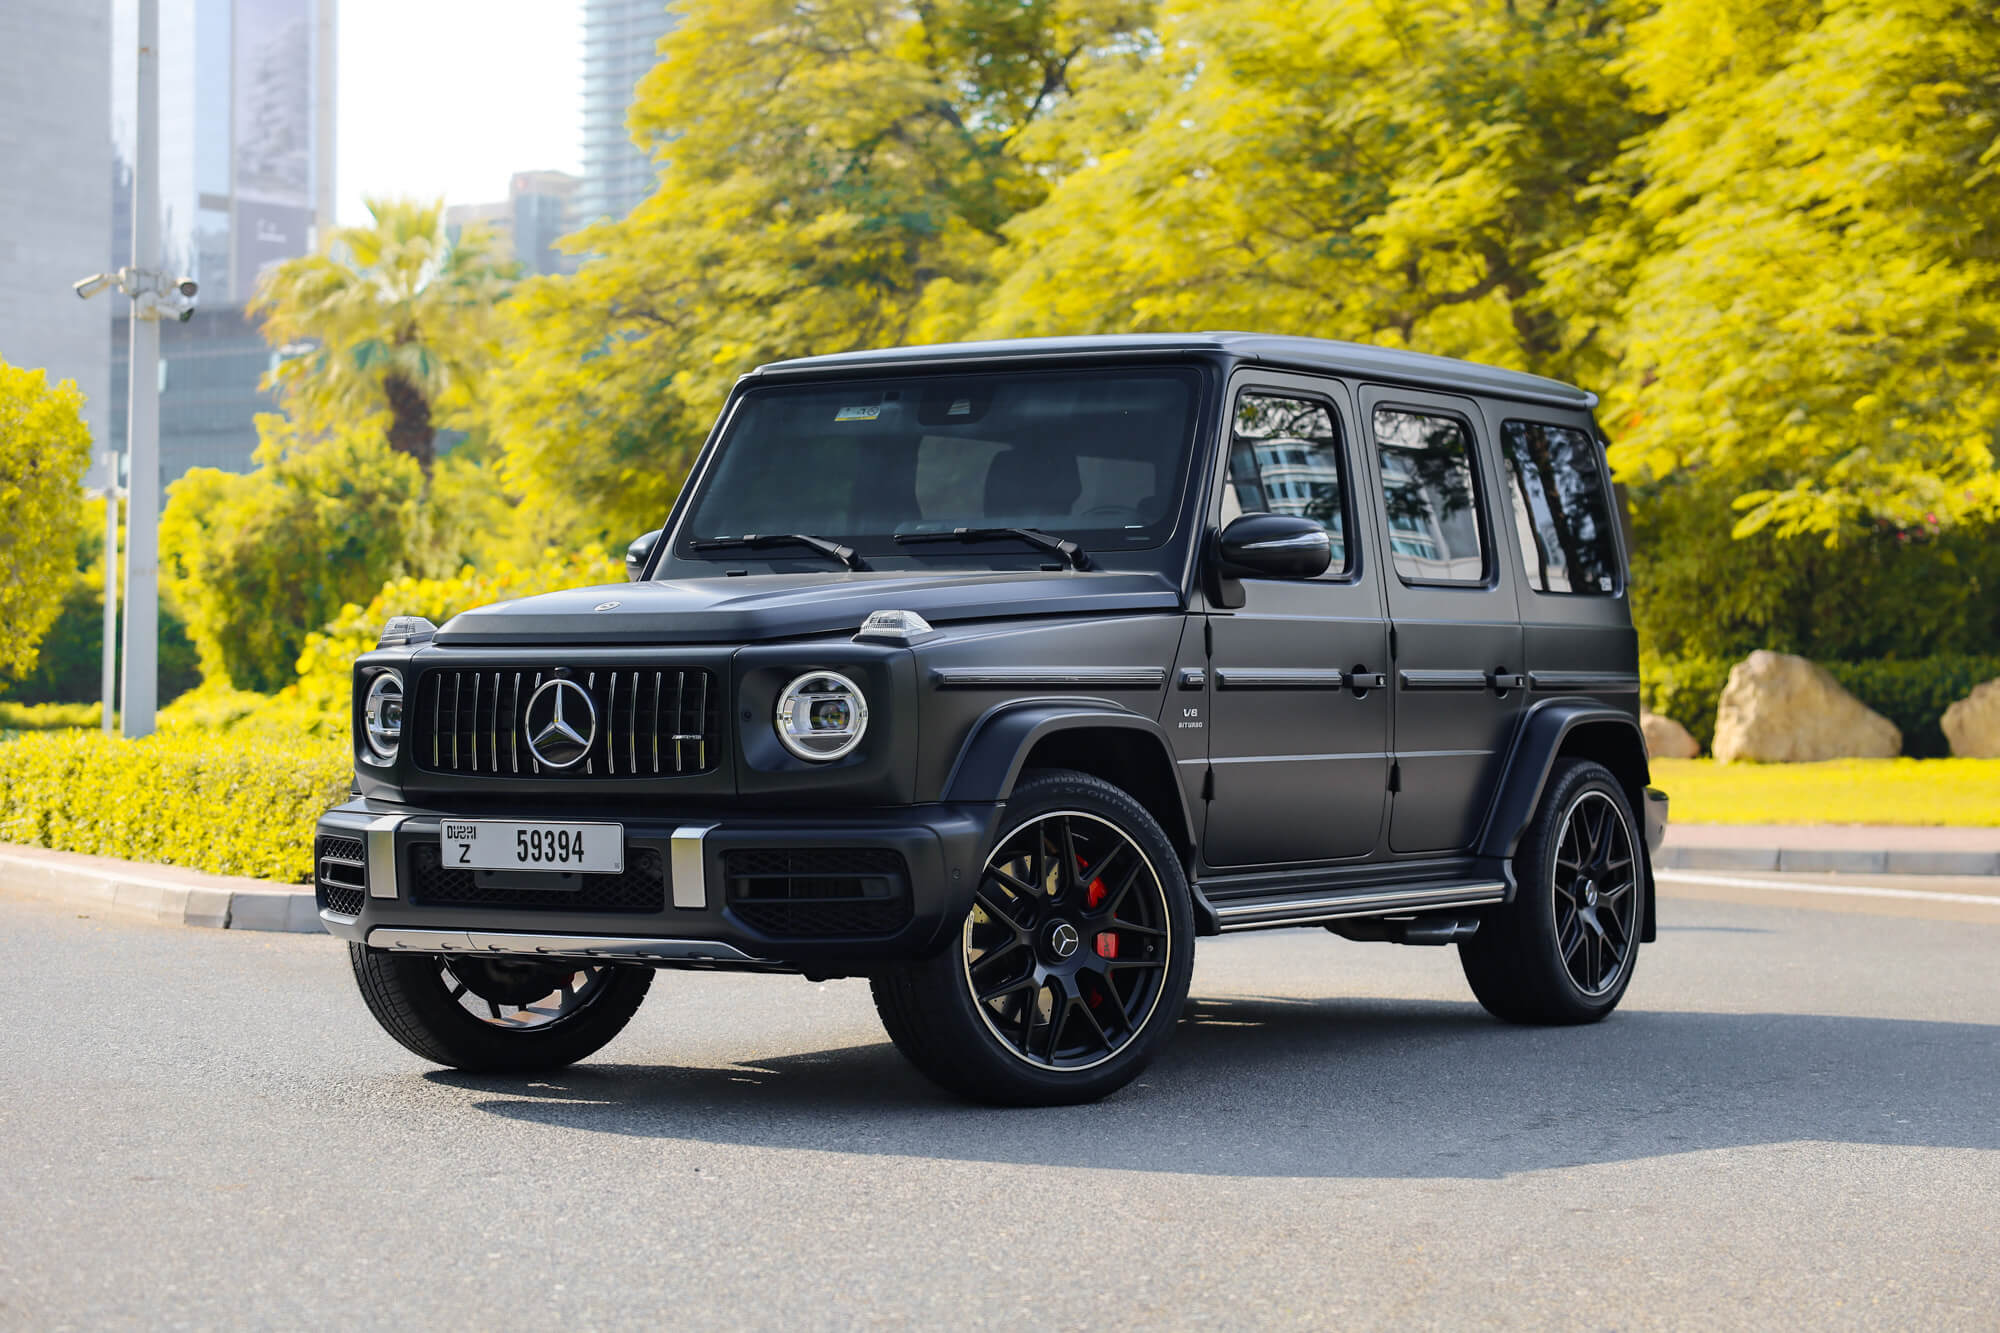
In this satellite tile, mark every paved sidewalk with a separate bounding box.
[0,843,320,933]
[1661,823,2000,876]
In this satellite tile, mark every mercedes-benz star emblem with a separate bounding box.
[524,678,598,769]
[1048,921,1081,960]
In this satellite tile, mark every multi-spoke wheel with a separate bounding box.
[1460,758,1644,1024]
[873,769,1195,1105]
[349,944,653,1072]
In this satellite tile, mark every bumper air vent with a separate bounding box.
[406,842,666,913]
[315,835,367,916]
[723,848,912,938]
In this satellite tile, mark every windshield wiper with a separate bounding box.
[894,526,1093,571]
[688,533,868,570]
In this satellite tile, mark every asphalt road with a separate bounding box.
[3,873,1997,1330]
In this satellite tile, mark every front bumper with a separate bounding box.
[313,797,1000,972]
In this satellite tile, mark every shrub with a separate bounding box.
[1640,655,1733,753]
[0,361,92,683]
[0,730,349,883]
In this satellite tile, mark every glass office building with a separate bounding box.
[578,0,676,224]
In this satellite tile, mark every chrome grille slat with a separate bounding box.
[411,664,718,780]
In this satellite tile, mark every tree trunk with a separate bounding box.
[381,372,435,473]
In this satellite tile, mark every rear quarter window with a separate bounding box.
[1500,420,1620,595]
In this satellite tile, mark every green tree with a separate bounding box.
[484,0,1153,544]
[160,417,424,691]
[250,198,516,472]
[0,360,92,682]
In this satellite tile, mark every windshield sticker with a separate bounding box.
[834,404,882,422]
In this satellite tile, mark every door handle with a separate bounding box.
[1489,670,1527,694]
[1348,670,1388,692]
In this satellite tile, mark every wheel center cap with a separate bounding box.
[1580,879,1600,908]
[1047,920,1081,960]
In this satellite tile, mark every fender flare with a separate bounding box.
[1477,700,1657,941]
[940,700,1195,832]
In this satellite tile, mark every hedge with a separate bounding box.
[1642,654,2000,758]
[0,730,349,883]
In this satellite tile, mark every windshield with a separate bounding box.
[677,367,1202,562]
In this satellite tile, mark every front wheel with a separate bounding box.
[872,769,1196,1105]
[349,945,653,1072]
[1460,758,1643,1024]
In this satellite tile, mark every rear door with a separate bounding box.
[1202,373,1392,869]
[1358,386,1525,854]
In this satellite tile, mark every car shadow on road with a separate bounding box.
[428,994,2000,1179]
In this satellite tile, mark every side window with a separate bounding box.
[1500,420,1620,594]
[1226,391,1349,574]
[1371,407,1487,584]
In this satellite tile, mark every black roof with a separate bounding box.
[753,332,1596,410]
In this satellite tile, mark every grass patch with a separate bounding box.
[1649,758,2000,827]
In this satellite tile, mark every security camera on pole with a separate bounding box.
[72,0,189,739]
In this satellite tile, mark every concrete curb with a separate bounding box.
[0,844,323,933]
[1655,845,2000,877]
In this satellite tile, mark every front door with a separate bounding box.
[1358,386,1525,854]
[1202,376,1391,869]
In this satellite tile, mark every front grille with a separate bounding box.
[316,834,367,916]
[411,667,722,778]
[724,848,912,938]
[407,842,666,913]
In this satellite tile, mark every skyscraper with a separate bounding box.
[108,0,338,482]
[446,171,582,277]
[0,0,114,455]
[578,0,675,225]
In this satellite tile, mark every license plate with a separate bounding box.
[440,821,624,874]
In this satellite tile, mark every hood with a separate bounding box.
[432,569,1184,646]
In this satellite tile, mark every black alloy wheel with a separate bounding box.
[1549,788,1640,996]
[349,943,653,1072]
[963,809,1173,1071]
[1459,758,1643,1024]
[872,769,1196,1105]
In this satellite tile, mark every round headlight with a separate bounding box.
[774,670,868,761]
[363,671,404,763]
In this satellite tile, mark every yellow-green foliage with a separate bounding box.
[0,359,92,681]
[161,415,425,692]
[291,547,620,723]
[0,730,350,882]
[1650,758,2000,827]
[0,701,100,733]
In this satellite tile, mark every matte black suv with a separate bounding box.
[316,333,1667,1106]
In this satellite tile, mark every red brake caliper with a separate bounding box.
[1082,858,1118,965]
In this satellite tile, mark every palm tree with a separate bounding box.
[250,198,516,472]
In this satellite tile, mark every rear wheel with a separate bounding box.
[1460,758,1643,1024]
[873,769,1195,1105]
[349,945,652,1072]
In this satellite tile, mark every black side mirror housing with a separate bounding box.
[625,529,663,581]
[1215,513,1333,580]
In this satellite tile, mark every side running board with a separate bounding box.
[1210,881,1506,932]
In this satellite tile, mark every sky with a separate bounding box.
[335,0,583,225]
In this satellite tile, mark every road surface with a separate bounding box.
[2,870,1996,1328]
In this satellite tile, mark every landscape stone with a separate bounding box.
[1941,677,2000,758]
[1640,711,1700,759]
[1711,650,1901,763]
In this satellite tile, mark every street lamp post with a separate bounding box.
[101,451,120,734]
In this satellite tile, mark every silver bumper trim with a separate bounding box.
[364,928,761,964]
[365,815,404,898]
[670,823,717,910]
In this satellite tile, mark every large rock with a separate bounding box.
[1640,711,1700,759]
[1942,678,2000,758]
[1711,650,1901,763]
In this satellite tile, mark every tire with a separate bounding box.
[872,768,1196,1106]
[349,944,653,1073]
[1460,758,1643,1025]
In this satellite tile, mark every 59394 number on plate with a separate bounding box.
[440,821,624,874]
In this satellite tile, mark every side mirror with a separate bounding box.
[1215,513,1333,580]
[625,529,662,581]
